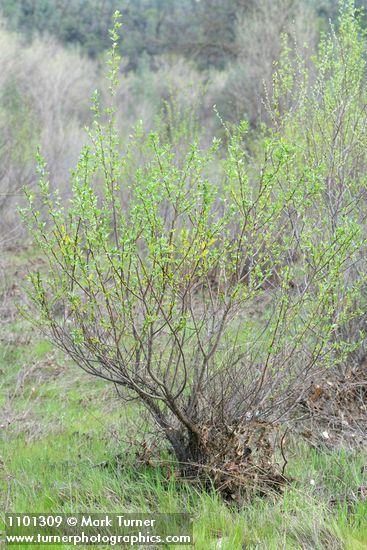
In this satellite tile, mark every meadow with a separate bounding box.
[0,241,366,550]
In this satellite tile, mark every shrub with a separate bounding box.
[0,25,96,238]
[268,0,367,365]
[21,5,367,497]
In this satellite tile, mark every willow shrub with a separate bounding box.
[267,0,367,364]
[21,4,367,496]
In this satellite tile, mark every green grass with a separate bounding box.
[0,249,366,549]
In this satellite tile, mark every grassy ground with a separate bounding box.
[1,249,367,549]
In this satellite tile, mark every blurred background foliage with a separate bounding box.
[0,1,355,66]
[0,0,367,238]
